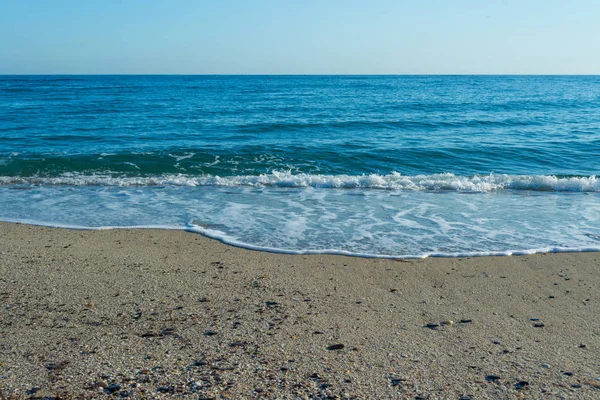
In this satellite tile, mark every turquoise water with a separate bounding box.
[1,75,599,257]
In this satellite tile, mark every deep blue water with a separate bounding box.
[1,75,599,257]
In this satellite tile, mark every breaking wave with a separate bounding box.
[1,172,598,192]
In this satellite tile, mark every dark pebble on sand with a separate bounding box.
[485,375,501,382]
[564,371,574,376]
[533,323,545,328]
[530,318,540,321]
[572,383,582,388]
[459,397,473,400]
[313,331,324,334]
[204,330,218,336]
[104,384,121,394]
[579,344,586,348]
[425,322,439,329]
[515,381,529,390]
[326,344,345,350]
[459,319,472,324]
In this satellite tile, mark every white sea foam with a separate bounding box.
[0,172,599,192]
[2,217,599,259]
[1,183,599,259]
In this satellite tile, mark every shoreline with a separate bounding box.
[1,221,599,398]
[3,219,600,260]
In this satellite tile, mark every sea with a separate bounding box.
[1,75,599,258]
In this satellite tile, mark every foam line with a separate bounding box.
[2,218,598,259]
[1,172,599,192]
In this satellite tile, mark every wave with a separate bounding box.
[2,219,600,259]
[191,225,600,259]
[1,172,599,192]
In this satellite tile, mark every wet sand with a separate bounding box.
[0,222,599,399]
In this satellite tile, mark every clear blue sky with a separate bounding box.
[1,0,599,74]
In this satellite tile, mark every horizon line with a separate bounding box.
[1,73,600,77]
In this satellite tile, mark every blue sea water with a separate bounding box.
[1,75,599,257]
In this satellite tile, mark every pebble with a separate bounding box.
[326,344,345,351]
[542,364,550,368]
[485,375,501,383]
[515,381,529,390]
[425,322,439,329]
[563,371,574,376]
[26,387,40,395]
[104,384,121,394]
[459,319,472,324]
[533,323,545,328]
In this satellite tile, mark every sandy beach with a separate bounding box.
[0,221,599,399]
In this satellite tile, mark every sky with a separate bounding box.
[1,0,599,74]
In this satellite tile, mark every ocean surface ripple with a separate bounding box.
[1,75,599,257]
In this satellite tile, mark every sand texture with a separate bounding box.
[0,222,599,399]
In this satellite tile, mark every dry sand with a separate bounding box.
[0,221,599,399]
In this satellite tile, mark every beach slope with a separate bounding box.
[0,222,599,398]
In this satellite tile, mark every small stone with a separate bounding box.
[390,288,398,293]
[578,344,586,348]
[104,384,121,394]
[441,320,454,326]
[459,397,473,400]
[459,319,472,324]
[533,323,545,328]
[485,375,501,383]
[564,371,574,376]
[425,322,439,329]
[326,344,345,350]
[204,330,218,336]
[571,383,582,388]
[542,364,550,368]
[530,318,540,321]
[515,381,529,390]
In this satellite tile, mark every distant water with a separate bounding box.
[1,75,599,257]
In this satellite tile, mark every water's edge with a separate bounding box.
[3,219,599,260]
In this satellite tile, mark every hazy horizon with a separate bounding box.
[1,0,599,75]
